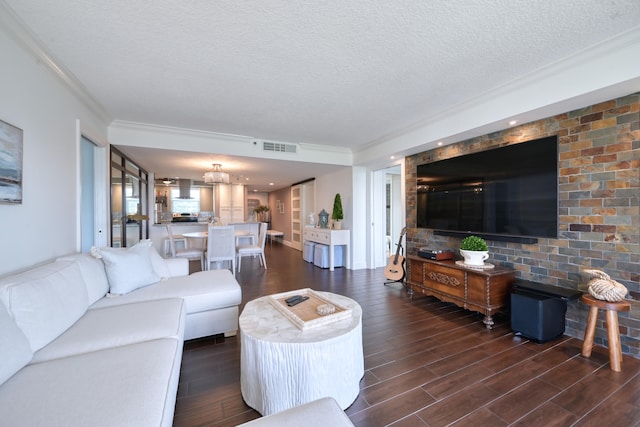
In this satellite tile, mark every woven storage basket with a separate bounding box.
[583,269,628,302]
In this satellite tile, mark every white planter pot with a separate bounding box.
[460,249,489,266]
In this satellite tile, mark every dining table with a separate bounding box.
[182,231,209,250]
[182,231,209,239]
[182,229,250,271]
[182,229,256,248]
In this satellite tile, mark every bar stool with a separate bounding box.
[580,294,630,372]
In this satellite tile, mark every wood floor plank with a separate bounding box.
[415,382,502,427]
[422,363,496,400]
[349,388,436,427]
[449,408,509,427]
[360,367,438,405]
[550,374,623,418]
[510,402,578,427]
[486,379,561,424]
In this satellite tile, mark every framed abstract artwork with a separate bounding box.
[0,119,23,204]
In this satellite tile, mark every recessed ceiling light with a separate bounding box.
[269,182,274,186]
[509,120,518,126]
[390,155,395,160]
[437,141,443,146]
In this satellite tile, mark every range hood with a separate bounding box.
[178,179,192,199]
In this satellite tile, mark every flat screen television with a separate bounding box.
[417,136,558,243]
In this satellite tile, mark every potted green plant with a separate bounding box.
[459,235,489,266]
[332,193,344,229]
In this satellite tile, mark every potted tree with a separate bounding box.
[332,193,344,229]
[253,205,270,223]
[459,235,489,266]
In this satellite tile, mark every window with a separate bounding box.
[170,189,201,214]
[125,177,140,215]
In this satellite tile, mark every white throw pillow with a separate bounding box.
[148,245,171,280]
[95,242,160,295]
[92,240,170,280]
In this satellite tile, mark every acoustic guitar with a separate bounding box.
[384,227,407,282]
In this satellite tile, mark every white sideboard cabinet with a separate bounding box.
[303,226,350,271]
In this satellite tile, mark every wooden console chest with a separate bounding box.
[406,256,515,328]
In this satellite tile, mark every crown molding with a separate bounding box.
[0,1,112,125]
[110,120,353,166]
[355,25,640,165]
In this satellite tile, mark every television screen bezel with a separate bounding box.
[416,136,559,244]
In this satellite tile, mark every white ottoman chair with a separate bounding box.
[303,240,316,263]
[236,397,354,427]
[313,244,344,268]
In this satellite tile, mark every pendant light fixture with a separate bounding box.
[203,163,230,184]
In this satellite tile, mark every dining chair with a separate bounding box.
[205,225,236,274]
[166,223,205,270]
[236,222,268,272]
[234,222,257,247]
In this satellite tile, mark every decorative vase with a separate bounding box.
[460,249,489,266]
[318,209,329,229]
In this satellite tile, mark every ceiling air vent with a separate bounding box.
[262,141,297,154]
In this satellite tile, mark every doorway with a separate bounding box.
[80,137,96,252]
[372,164,404,268]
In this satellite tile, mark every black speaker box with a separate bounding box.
[510,289,568,343]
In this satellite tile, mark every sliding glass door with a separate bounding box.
[110,147,149,247]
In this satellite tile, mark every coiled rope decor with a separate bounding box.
[583,269,628,302]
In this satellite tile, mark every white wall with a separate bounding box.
[312,166,369,270]
[0,24,109,276]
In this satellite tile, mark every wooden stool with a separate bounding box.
[581,294,630,372]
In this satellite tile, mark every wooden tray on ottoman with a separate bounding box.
[268,288,352,330]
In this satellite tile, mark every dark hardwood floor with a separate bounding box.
[174,244,640,427]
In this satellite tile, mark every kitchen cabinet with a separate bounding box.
[216,184,245,224]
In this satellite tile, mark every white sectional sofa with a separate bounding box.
[0,241,242,427]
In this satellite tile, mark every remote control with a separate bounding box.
[288,296,309,307]
[285,295,303,304]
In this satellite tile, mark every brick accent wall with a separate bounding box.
[406,93,640,356]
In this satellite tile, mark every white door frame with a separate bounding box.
[369,160,406,269]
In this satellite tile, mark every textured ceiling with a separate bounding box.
[3,1,640,189]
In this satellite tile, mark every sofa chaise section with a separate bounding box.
[0,338,183,427]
